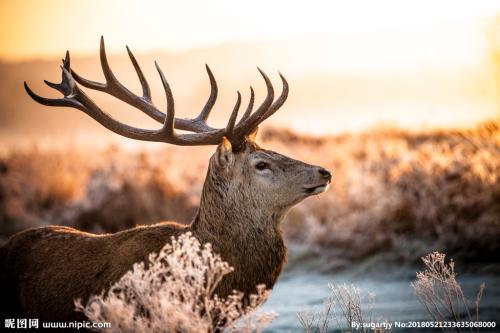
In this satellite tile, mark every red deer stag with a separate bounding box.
[0,37,331,322]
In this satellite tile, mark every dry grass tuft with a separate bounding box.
[297,283,382,333]
[279,120,500,266]
[1,121,499,264]
[75,232,275,333]
[411,252,485,332]
[0,147,199,243]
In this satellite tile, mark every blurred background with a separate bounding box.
[1,0,499,331]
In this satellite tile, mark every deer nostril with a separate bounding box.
[318,168,332,181]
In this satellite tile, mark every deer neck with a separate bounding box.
[188,172,288,294]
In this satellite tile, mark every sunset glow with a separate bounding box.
[0,0,497,64]
[0,0,499,146]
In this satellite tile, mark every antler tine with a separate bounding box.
[154,61,175,136]
[195,65,218,122]
[70,70,107,90]
[24,81,82,108]
[40,52,76,97]
[261,72,289,122]
[225,91,241,139]
[253,68,274,116]
[63,50,70,70]
[241,86,255,121]
[70,37,116,92]
[232,68,274,139]
[172,65,220,133]
[126,45,152,103]
[24,56,82,109]
[99,36,119,86]
[70,68,106,92]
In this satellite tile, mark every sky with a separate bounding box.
[1,0,498,64]
[0,0,499,146]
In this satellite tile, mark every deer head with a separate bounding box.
[206,135,331,226]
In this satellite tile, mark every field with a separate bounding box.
[2,121,498,270]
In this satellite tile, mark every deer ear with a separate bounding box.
[216,137,233,167]
[246,127,259,142]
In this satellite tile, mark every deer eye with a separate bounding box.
[255,161,269,170]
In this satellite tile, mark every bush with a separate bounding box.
[297,283,381,333]
[411,252,485,332]
[75,232,275,333]
[2,122,499,264]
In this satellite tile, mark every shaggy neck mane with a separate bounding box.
[189,166,288,295]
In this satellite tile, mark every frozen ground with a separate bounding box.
[262,254,500,332]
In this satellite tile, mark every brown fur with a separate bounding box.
[0,139,331,322]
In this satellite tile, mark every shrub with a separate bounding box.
[297,283,382,333]
[411,252,485,332]
[2,122,499,264]
[75,232,275,333]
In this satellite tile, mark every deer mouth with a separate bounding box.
[303,183,329,195]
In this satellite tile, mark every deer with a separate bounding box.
[0,37,332,323]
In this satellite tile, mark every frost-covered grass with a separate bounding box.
[297,283,379,333]
[1,121,499,265]
[296,252,487,333]
[279,120,500,266]
[412,252,485,332]
[75,232,275,333]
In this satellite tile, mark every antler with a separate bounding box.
[24,36,288,147]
